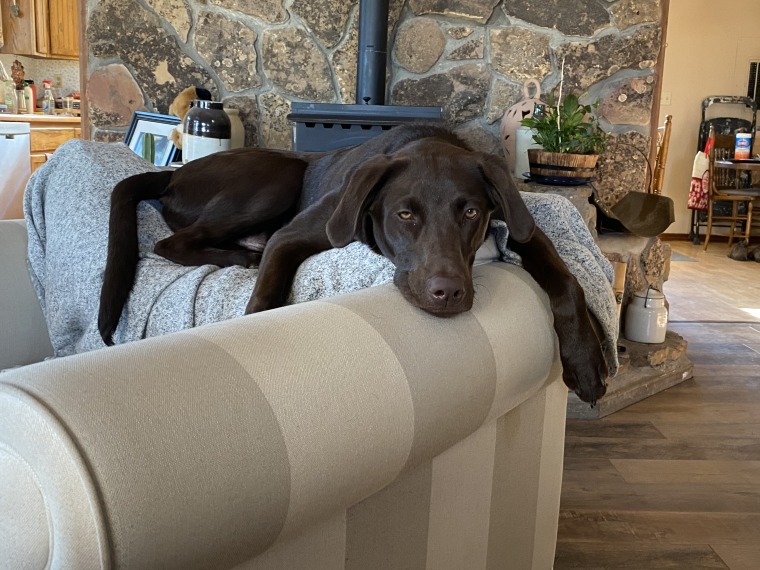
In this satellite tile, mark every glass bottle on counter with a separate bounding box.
[15,89,26,113]
[0,83,15,113]
[0,62,16,113]
[41,80,55,115]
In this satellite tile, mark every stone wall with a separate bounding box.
[85,0,662,203]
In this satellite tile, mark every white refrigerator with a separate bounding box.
[0,122,31,220]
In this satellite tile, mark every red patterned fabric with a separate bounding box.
[688,151,710,211]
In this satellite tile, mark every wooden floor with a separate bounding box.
[664,241,760,323]
[555,240,760,569]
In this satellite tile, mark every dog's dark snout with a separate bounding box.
[427,276,465,305]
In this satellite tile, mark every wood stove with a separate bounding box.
[289,0,442,152]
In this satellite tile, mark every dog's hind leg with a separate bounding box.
[157,187,305,268]
[154,216,266,268]
[157,158,308,268]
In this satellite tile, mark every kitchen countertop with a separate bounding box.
[0,113,81,124]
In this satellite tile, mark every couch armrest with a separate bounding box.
[0,263,561,570]
[0,220,53,370]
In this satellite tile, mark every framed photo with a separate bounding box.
[124,112,181,166]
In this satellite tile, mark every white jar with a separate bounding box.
[182,100,231,164]
[624,287,668,344]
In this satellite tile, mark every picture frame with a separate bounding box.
[124,111,181,166]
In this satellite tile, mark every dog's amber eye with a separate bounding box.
[464,208,479,220]
[398,211,414,221]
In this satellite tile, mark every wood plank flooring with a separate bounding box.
[555,240,760,569]
[663,241,760,323]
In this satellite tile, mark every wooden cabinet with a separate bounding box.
[0,114,80,171]
[29,125,80,172]
[46,0,78,58]
[0,0,79,59]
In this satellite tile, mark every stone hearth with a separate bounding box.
[568,331,693,419]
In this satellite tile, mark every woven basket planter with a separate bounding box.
[527,150,599,184]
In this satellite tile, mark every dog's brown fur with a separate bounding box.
[99,124,607,404]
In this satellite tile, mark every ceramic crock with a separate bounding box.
[182,100,231,163]
[624,287,668,344]
[224,108,245,150]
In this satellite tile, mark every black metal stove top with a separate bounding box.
[289,102,442,152]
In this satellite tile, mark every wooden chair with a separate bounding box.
[703,133,760,250]
[651,114,672,195]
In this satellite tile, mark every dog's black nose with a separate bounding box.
[427,276,465,306]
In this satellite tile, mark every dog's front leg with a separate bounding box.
[245,206,334,314]
[507,226,608,405]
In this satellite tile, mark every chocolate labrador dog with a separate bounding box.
[99,124,607,404]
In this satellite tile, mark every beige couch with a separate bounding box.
[0,219,568,570]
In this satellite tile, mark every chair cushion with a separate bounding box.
[715,187,760,198]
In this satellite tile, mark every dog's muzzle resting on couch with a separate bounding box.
[98,124,608,404]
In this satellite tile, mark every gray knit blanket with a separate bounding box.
[25,140,619,374]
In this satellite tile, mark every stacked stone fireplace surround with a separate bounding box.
[84,0,688,416]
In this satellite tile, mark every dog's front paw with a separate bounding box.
[555,307,610,406]
[561,343,608,406]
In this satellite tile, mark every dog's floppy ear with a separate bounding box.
[326,154,407,247]
[477,153,535,243]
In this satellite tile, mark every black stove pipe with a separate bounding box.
[356,0,389,105]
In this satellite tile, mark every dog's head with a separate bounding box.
[326,139,535,316]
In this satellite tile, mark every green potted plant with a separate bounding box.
[520,92,608,184]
